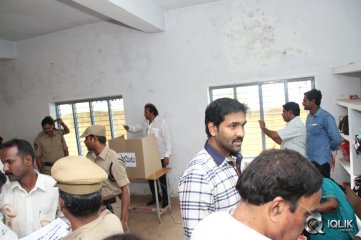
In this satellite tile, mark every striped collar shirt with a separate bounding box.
[277,116,306,157]
[178,142,241,239]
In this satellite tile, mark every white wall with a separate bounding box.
[1,0,361,195]
[0,39,17,59]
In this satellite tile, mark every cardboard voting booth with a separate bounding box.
[109,134,162,178]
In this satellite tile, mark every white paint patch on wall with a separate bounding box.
[224,15,314,72]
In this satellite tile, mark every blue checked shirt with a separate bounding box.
[178,143,241,239]
[306,108,342,165]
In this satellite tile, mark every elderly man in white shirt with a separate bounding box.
[123,103,171,208]
[0,139,61,238]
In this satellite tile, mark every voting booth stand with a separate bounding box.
[109,134,171,222]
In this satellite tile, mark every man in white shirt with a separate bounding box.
[123,103,171,208]
[0,139,61,238]
[0,171,18,240]
[258,102,306,156]
[192,149,323,240]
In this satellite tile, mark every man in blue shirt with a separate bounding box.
[303,89,342,178]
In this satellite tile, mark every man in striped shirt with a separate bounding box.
[178,98,247,239]
[258,102,306,156]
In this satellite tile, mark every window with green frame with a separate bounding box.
[209,77,314,158]
[55,96,127,156]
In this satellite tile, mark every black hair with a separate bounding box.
[304,89,322,106]
[2,139,35,162]
[96,136,107,144]
[144,103,158,116]
[88,135,107,145]
[103,233,143,240]
[59,190,102,217]
[236,149,322,212]
[0,171,7,186]
[205,98,248,138]
[283,102,300,116]
[41,116,55,126]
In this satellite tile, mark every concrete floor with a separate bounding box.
[128,196,184,240]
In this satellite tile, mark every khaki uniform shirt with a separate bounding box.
[63,212,123,240]
[34,130,68,163]
[86,146,130,200]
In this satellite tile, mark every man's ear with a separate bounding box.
[59,196,65,210]
[268,196,287,223]
[23,154,33,166]
[208,122,217,137]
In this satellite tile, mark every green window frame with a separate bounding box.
[55,96,127,155]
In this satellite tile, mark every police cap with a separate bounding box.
[51,156,107,195]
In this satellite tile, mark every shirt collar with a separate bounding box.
[148,116,159,125]
[90,145,109,161]
[204,141,243,167]
[313,107,323,117]
[204,141,226,165]
[204,141,243,174]
[231,151,243,169]
[41,129,61,138]
[10,170,47,192]
[289,116,299,123]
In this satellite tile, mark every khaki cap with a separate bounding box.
[80,125,106,138]
[51,156,107,195]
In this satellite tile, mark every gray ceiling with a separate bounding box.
[0,0,220,41]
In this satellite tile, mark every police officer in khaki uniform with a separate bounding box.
[81,125,130,231]
[52,156,124,239]
[34,116,70,174]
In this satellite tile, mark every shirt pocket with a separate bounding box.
[43,144,54,155]
[39,211,56,227]
[309,123,320,136]
[150,128,159,137]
